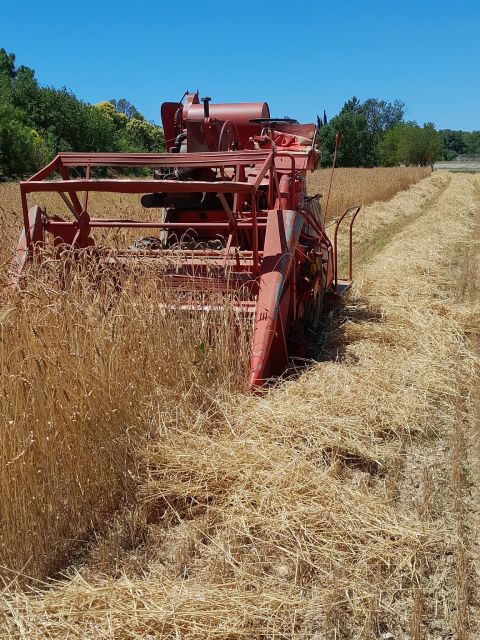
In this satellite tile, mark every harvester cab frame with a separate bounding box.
[11,91,361,390]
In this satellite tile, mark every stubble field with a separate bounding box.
[0,167,478,638]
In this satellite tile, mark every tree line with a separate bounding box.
[318,96,479,168]
[0,49,164,179]
[1,48,479,179]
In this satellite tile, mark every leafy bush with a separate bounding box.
[0,103,43,178]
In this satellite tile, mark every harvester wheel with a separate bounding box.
[305,270,325,333]
[130,208,168,250]
[129,236,165,251]
[305,289,324,332]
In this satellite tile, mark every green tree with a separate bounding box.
[361,98,405,132]
[462,131,480,156]
[95,101,129,129]
[439,129,466,160]
[124,118,165,152]
[0,48,16,78]
[0,103,43,178]
[0,48,166,179]
[318,111,370,166]
[319,96,405,167]
[379,122,442,167]
[379,124,405,165]
[110,98,142,120]
[95,102,165,153]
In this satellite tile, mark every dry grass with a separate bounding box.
[307,166,431,220]
[0,171,478,638]
[0,262,251,581]
[0,184,151,276]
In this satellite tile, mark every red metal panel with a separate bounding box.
[161,102,182,150]
[249,209,304,388]
[11,206,44,287]
[186,102,269,148]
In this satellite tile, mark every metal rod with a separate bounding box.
[324,132,342,220]
[26,156,59,182]
[23,179,253,195]
[45,220,267,229]
[58,192,82,221]
[217,193,237,227]
[222,233,234,269]
[55,150,271,168]
[83,164,90,212]
[272,166,282,211]
[20,189,30,248]
[57,163,85,218]
[251,193,259,272]
[333,205,361,289]
[348,205,362,280]
[252,152,275,189]
[106,250,262,259]
[275,153,296,209]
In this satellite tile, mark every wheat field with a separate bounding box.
[0,168,479,638]
[308,166,431,219]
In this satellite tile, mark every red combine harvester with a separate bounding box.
[11,92,361,390]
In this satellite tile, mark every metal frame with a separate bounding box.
[332,204,362,289]
[19,151,288,274]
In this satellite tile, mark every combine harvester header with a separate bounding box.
[12,92,361,390]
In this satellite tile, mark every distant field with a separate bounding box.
[308,166,431,219]
[434,160,480,172]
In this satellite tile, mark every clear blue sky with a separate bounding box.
[1,0,479,130]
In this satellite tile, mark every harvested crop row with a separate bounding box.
[1,173,478,638]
